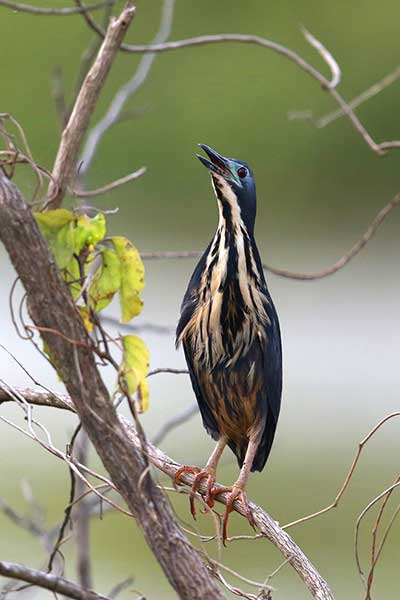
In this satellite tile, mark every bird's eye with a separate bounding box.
[237,167,247,179]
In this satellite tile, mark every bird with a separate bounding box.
[175,144,282,543]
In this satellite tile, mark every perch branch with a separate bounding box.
[0,385,334,600]
[46,2,136,209]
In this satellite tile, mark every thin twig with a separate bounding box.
[71,20,400,155]
[355,481,400,588]
[73,166,146,198]
[315,65,400,128]
[365,474,400,599]
[141,193,400,281]
[301,28,341,89]
[0,0,112,16]
[79,0,176,175]
[283,412,400,529]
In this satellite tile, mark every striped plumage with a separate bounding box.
[175,145,282,541]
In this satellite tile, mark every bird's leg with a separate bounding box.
[175,436,227,518]
[210,427,262,544]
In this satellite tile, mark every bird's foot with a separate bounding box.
[209,484,255,545]
[174,465,216,519]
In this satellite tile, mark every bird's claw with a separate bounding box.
[209,484,255,545]
[174,465,216,519]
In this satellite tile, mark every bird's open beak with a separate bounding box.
[196,144,231,178]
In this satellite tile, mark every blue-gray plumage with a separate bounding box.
[175,145,282,542]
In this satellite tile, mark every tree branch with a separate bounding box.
[46,1,136,209]
[0,561,111,600]
[71,13,400,156]
[0,172,226,599]
[0,383,335,600]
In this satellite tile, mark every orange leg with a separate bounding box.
[175,436,227,518]
[210,428,262,544]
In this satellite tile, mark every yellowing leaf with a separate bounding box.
[78,306,94,332]
[120,334,149,412]
[89,248,121,312]
[112,236,144,322]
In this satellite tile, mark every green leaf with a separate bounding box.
[74,214,106,254]
[89,248,121,312]
[112,236,144,322]
[120,334,149,412]
[35,209,75,232]
[35,209,76,268]
[64,255,81,299]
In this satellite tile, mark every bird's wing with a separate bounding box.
[176,243,219,438]
[252,295,283,472]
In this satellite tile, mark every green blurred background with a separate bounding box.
[1,1,400,598]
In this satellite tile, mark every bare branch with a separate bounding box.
[315,65,400,128]
[100,315,174,335]
[355,480,400,587]
[79,0,176,175]
[71,17,400,155]
[73,166,146,198]
[148,367,188,377]
[1,386,335,600]
[46,2,136,209]
[0,561,111,600]
[283,412,400,529]
[301,28,341,89]
[0,0,113,16]
[141,193,400,281]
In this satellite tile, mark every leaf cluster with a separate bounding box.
[35,209,149,411]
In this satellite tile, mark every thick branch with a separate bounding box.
[0,561,110,600]
[46,2,136,209]
[0,173,226,600]
[0,385,335,600]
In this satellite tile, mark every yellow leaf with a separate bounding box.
[112,236,145,322]
[78,306,94,332]
[119,334,149,412]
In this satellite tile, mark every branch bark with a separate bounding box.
[46,1,136,209]
[0,173,226,600]
[0,561,111,600]
[0,383,335,600]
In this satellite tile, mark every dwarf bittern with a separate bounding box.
[175,145,282,542]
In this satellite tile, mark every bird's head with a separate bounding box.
[197,144,257,232]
